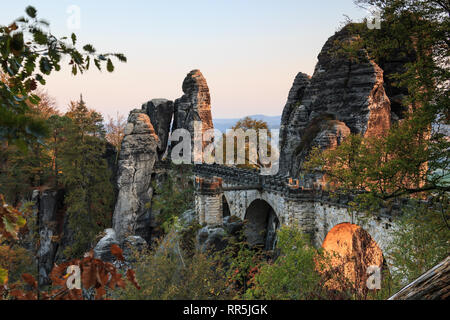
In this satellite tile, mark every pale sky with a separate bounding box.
[0,1,368,119]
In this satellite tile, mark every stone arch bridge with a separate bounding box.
[194,164,399,256]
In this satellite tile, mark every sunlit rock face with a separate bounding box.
[321,223,384,292]
[172,69,214,143]
[279,25,393,177]
[112,110,159,241]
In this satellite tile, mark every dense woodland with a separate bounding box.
[0,1,449,300]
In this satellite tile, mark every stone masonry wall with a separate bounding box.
[196,180,395,256]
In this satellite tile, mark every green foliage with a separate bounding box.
[59,97,115,258]
[387,197,450,290]
[244,226,326,300]
[151,164,194,233]
[211,223,266,297]
[115,232,234,300]
[0,267,7,285]
[0,195,33,287]
[0,194,27,241]
[0,6,126,147]
[0,244,35,286]
[243,226,392,300]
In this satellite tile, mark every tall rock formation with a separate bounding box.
[112,110,159,241]
[108,69,214,245]
[279,26,393,177]
[172,70,214,140]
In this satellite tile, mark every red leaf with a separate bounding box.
[21,274,37,289]
[110,244,125,261]
[95,286,107,300]
[9,289,25,299]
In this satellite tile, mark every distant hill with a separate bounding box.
[213,114,281,132]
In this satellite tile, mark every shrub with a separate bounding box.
[115,231,235,300]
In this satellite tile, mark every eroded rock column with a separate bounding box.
[112,110,159,241]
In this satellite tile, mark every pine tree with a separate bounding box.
[60,96,114,258]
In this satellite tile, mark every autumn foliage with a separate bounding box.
[0,245,139,300]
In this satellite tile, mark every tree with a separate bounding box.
[219,117,273,169]
[0,6,126,148]
[59,96,115,259]
[0,6,125,295]
[150,164,194,234]
[387,200,450,290]
[30,88,59,119]
[0,85,59,203]
[105,112,127,156]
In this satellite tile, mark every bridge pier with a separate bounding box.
[195,177,224,226]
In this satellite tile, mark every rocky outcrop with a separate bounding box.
[109,70,213,246]
[279,26,392,177]
[112,110,159,242]
[93,228,147,263]
[142,99,174,161]
[36,189,65,287]
[279,72,311,175]
[197,216,244,253]
[172,70,214,142]
[93,228,119,262]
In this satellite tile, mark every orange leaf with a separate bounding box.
[21,273,37,289]
[110,244,125,261]
[81,261,96,289]
[95,286,107,300]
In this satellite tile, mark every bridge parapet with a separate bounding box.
[194,164,406,219]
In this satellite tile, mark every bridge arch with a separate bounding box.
[222,194,231,218]
[244,199,280,250]
[314,204,394,256]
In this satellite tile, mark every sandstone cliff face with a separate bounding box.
[112,110,159,241]
[279,26,392,177]
[142,99,174,161]
[279,72,311,175]
[172,69,214,140]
